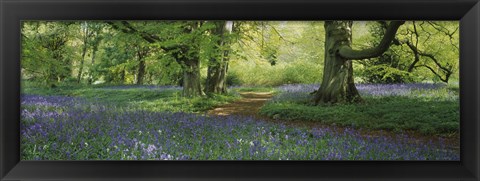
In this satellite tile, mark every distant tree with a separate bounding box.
[76,21,105,84]
[95,36,134,84]
[21,22,74,87]
[132,43,150,85]
[108,21,208,96]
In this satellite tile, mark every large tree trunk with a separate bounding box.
[206,60,228,94]
[205,21,233,94]
[181,22,207,97]
[314,21,404,105]
[182,58,205,97]
[313,21,361,104]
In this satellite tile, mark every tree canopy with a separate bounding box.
[21,21,459,101]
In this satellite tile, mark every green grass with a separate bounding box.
[260,96,459,136]
[22,84,241,113]
[130,93,241,113]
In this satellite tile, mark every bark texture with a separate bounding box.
[206,60,228,94]
[180,22,206,97]
[205,21,233,94]
[314,21,361,104]
[182,58,205,97]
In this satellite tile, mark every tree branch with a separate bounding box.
[417,52,452,73]
[106,21,177,52]
[405,40,420,72]
[419,64,449,82]
[338,21,405,60]
[265,24,296,44]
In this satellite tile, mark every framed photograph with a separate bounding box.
[1,0,479,180]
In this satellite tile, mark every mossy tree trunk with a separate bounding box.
[182,58,205,97]
[205,21,233,94]
[181,22,206,97]
[206,60,228,94]
[313,21,404,105]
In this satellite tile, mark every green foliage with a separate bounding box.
[261,98,458,136]
[230,61,322,86]
[360,65,415,83]
[21,20,459,88]
[21,22,75,87]
[226,72,241,86]
[353,21,459,83]
[228,22,324,86]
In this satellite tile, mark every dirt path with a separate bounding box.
[207,92,273,117]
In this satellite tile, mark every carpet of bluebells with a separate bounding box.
[21,84,459,160]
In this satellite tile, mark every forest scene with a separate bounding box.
[20,21,460,160]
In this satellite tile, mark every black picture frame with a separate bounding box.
[1,0,479,180]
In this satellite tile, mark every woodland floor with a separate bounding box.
[207,92,273,117]
[207,92,460,151]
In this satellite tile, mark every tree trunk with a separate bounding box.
[136,59,145,85]
[50,52,65,86]
[87,47,97,84]
[77,22,89,84]
[182,58,205,97]
[77,43,87,83]
[87,39,100,85]
[313,21,361,104]
[135,47,147,85]
[120,66,126,83]
[134,45,149,85]
[408,53,420,72]
[206,60,228,94]
[205,21,233,94]
[314,21,404,105]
